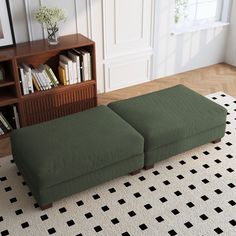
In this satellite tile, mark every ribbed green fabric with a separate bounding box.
[14,153,144,206]
[108,85,227,165]
[11,106,144,190]
[145,125,225,166]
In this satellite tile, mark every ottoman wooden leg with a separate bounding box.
[144,164,154,170]
[41,203,53,210]
[212,138,221,144]
[130,169,141,175]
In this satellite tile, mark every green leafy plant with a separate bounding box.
[34,6,67,42]
[175,0,188,24]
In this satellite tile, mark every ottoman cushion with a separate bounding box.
[108,85,227,153]
[11,106,144,190]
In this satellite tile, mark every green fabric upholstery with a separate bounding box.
[11,106,144,206]
[145,125,225,166]
[15,153,144,206]
[108,85,227,166]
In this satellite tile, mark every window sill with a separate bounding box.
[171,21,229,35]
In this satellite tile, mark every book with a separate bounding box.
[59,61,69,85]
[44,64,59,86]
[58,66,67,85]
[32,69,45,90]
[73,48,91,81]
[59,55,73,84]
[12,105,20,129]
[0,119,8,133]
[0,112,12,131]
[19,66,29,95]
[38,64,52,89]
[0,127,4,135]
[79,49,90,81]
[31,74,41,91]
[21,63,34,94]
[42,65,56,87]
[72,49,85,82]
[68,50,81,83]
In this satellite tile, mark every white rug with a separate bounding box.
[0,92,235,236]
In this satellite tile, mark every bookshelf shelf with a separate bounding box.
[0,33,97,135]
[21,80,96,99]
[0,133,10,140]
[0,95,18,107]
[0,80,15,88]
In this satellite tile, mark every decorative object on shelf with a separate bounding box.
[34,6,67,45]
[0,0,15,48]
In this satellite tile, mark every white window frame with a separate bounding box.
[172,0,231,35]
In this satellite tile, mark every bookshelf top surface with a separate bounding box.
[0,34,94,61]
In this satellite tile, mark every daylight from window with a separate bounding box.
[175,0,223,26]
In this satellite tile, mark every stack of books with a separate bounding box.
[0,106,20,135]
[58,48,92,85]
[18,48,92,95]
[0,112,12,135]
[19,64,59,95]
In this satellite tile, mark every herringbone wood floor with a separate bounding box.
[98,63,236,105]
[1,63,236,157]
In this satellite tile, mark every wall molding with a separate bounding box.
[74,0,79,34]
[24,0,44,41]
[86,0,92,38]
[104,54,151,91]
[102,0,154,59]
[24,0,34,41]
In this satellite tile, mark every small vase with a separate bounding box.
[46,26,59,45]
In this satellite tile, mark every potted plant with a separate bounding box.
[34,6,67,45]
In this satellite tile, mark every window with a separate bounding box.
[175,0,223,26]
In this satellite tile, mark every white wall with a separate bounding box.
[102,0,154,92]
[9,0,230,93]
[152,0,229,79]
[225,0,236,66]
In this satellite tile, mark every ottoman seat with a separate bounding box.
[108,85,227,167]
[11,106,144,208]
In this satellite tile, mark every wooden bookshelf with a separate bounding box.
[0,33,97,134]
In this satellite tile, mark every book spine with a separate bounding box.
[27,71,34,94]
[72,61,77,84]
[76,58,81,83]
[32,70,44,90]
[32,74,41,91]
[59,61,69,85]
[42,70,52,89]
[58,66,66,85]
[19,67,29,95]
[21,63,34,93]
[0,127,4,135]
[0,119,8,133]
[0,113,12,131]
[48,66,59,85]
[13,106,20,129]
[88,54,92,80]
[44,65,57,87]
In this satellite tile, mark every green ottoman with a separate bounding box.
[11,106,144,209]
[108,85,227,169]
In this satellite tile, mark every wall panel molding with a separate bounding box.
[102,0,154,59]
[104,53,152,91]
[24,0,44,41]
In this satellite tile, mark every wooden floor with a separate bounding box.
[1,63,236,157]
[98,63,236,105]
